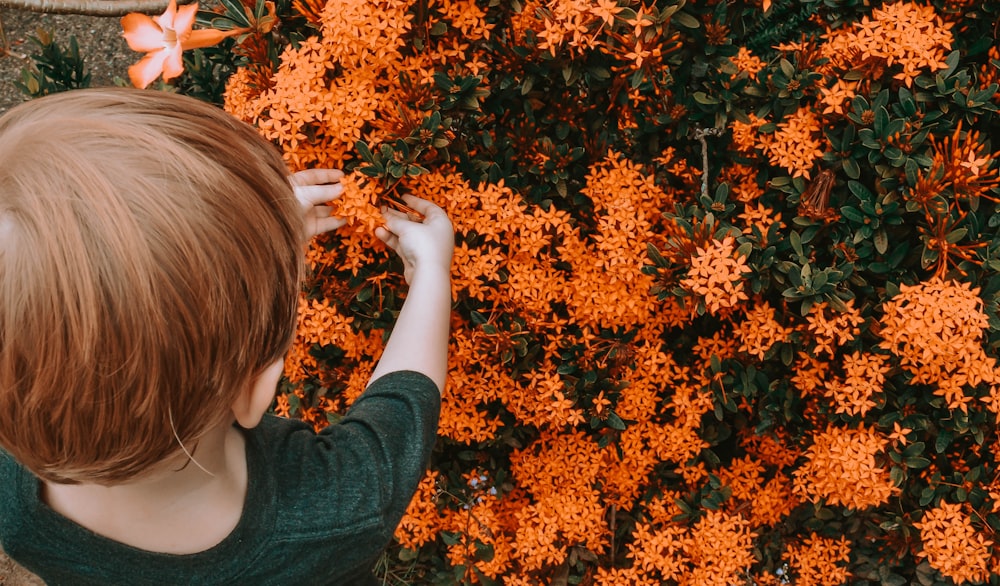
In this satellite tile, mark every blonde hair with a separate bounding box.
[0,88,302,484]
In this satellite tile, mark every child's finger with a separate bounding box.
[380,207,418,234]
[399,194,443,217]
[314,215,347,233]
[375,225,400,251]
[400,195,451,228]
[296,183,344,206]
[290,168,344,186]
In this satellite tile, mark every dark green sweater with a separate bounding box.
[0,370,440,585]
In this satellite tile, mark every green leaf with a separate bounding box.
[902,441,925,458]
[779,58,795,79]
[946,228,968,244]
[905,456,931,469]
[848,180,871,200]
[935,429,954,453]
[671,11,700,29]
[942,49,960,78]
[890,466,906,487]
[874,106,889,136]
[841,206,865,223]
[790,230,804,257]
[904,158,919,186]
[693,91,720,105]
[430,20,448,35]
[874,229,888,255]
[606,412,627,431]
[355,140,375,164]
[843,157,861,179]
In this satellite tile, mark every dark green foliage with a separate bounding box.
[16,29,92,98]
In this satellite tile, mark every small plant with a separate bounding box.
[16,28,91,98]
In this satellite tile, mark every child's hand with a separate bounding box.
[376,195,454,284]
[290,168,347,239]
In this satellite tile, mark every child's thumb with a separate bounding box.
[380,208,415,235]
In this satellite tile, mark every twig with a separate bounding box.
[693,126,723,200]
[0,0,188,15]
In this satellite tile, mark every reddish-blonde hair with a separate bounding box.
[0,88,302,484]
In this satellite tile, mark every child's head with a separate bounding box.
[0,88,302,485]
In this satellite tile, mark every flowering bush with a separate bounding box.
[146,0,1000,583]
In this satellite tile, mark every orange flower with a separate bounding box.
[737,302,793,360]
[121,0,244,88]
[732,46,766,76]
[843,2,953,87]
[803,300,865,357]
[914,501,992,583]
[681,236,751,317]
[759,107,825,179]
[879,278,997,410]
[729,114,764,157]
[738,202,784,237]
[396,471,447,549]
[824,351,889,417]
[819,79,857,116]
[793,424,897,509]
[785,534,851,586]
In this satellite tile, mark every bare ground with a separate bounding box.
[0,5,134,115]
[2,8,133,584]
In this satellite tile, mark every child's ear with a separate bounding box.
[231,359,285,429]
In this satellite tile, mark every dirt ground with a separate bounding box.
[0,6,133,114]
[1,7,132,583]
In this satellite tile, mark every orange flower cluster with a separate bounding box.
[396,471,445,549]
[921,125,1000,203]
[793,425,898,509]
[804,300,865,356]
[509,430,608,572]
[738,202,784,237]
[742,431,800,469]
[785,533,852,586]
[824,1,954,87]
[737,302,793,360]
[721,163,765,203]
[879,278,998,411]
[824,351,889,417]
[818,79,858,116]
[732,46,766,77]
[718,456,799,528]
[680,236,751,316]
[623,510,756,585]
[914,501,993,583]
[759,107,824,179]
[729,114,764,157]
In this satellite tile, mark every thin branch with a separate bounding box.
[0,0,191,16]
[693,126,724,200]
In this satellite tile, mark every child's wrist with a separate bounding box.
[409,264,452,285]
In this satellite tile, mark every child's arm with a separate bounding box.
[370,195,454,393]
[290,168,346,238]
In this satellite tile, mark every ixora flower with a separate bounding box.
[121,0,244,89]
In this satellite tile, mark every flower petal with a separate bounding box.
[128,50,169,89]
[182,27,245,50]
[173,2,199,37]
[121,13,165,52]
[155,0,178,28]
[160,47,185,82]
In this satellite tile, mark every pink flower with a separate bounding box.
[121,0,243,89]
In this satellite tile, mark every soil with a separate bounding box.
[0,6,133,115]
[1,8,132,584]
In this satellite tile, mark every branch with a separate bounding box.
[693,126,724,200]
[0,0,190,15]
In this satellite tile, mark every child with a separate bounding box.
[0,87,453,585]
